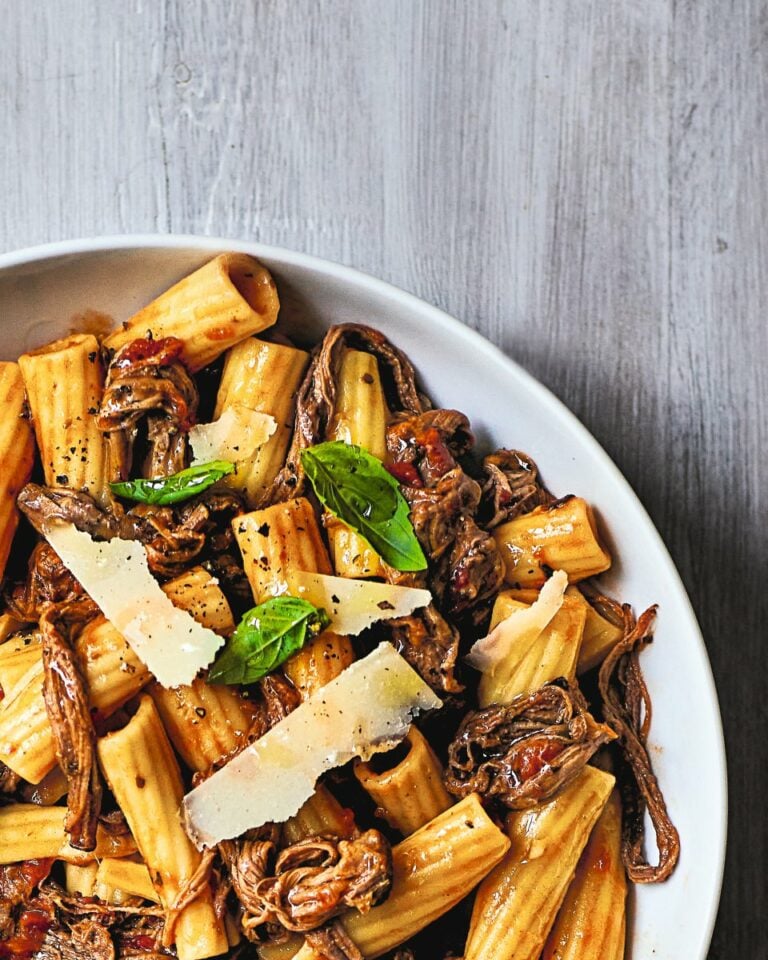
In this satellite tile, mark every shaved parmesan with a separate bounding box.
[189,405,276,465]
[268,571,431,636]
[467,570,569,674]
[182,642,441,847]
[44,524,224,688]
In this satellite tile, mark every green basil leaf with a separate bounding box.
[110,460,235,505]
[208,596,330,686]
[301,441,427,572]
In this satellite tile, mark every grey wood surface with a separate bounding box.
[1,1,765,955]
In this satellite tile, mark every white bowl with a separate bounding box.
[0,235,726,959]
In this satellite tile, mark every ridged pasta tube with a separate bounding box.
[354,725,452,835]
[214,338,309,507]
[96,858,161,904]
[98,696,228,960]
[151,678,257,773]
[0,613,27,643]
[0,657,55,783]
[0,364,35,579]
[326,349,388,579]
[0,803,137,864]
[493,497,611,587]
[75,616,151,714]
[0,633,41,693]
[65,862,98,897]
[104,254,280,372]
[542,789,626,960]
[159,566,237,636]
[463,765,615,960]
[480,593,586,705]
[19,333,111,506]
[233,498,354,699]
[566,587,624,674]
[341,794,510,957]
[283,784,355,844]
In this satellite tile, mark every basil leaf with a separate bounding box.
[110,460,235,505]
[301,441,427,572]
[208,596,330,686]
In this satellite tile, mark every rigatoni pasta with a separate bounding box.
[104,253,280,371]
[342,794,511,957]
[19,333,112,506]
[0,364,35,580]
[493,496,611,587]
[464,766,615,960]
[326,348,388,578]
[354,725,452,835]
[542,789,626,960]
[215,338,309,506]
[98,696,228,960]
[234,497,354,698]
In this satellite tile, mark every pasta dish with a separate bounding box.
[0,253,679,959]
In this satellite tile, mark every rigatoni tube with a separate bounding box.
[150,678,257,773]
[0,363,35,580]
[354,725,452,835]
[341,794,510,957]
[96,857,161,904]
[0,803,136,865]
[283,784,355,844]
[326,349,388,578]
[98,696,228,960]
[480,592,586,705]
[104,253,279,372]
[463,765,615,960]
[566,586,624,674]
[493,497,611,587]
[215,338,309,507]
[542,789,626,960]
[19,333,111,506]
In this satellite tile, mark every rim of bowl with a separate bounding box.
[0,233,727,955]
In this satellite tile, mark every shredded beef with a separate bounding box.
[98,336,198,480]
[444,680,615,809]
[18,483,245,585]
[442,515,503,616]
[0,860,54,954]
[7,542,99,624]
[404,468,481,566]
[479,449,553,528]
[224,830,392,936]
[386,410,474,486]
[40,604,102,851]
[248,673,302,741]
[385,411,504,624]
[305,919,364,960]
[387,605,462,695]
[36,919,115,960]
[0,762,21,797]
[266,324,424,504]
[598,605,680,883]
[17,485,120,542]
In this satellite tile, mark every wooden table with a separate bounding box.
[2,2,764,955]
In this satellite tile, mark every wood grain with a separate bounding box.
[1,1,765,955]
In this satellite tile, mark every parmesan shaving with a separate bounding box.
[182,642,442,847]
[44,523,224,688]
[466,570,569,673]
[273,571,431,636]
[188,405,276,465]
